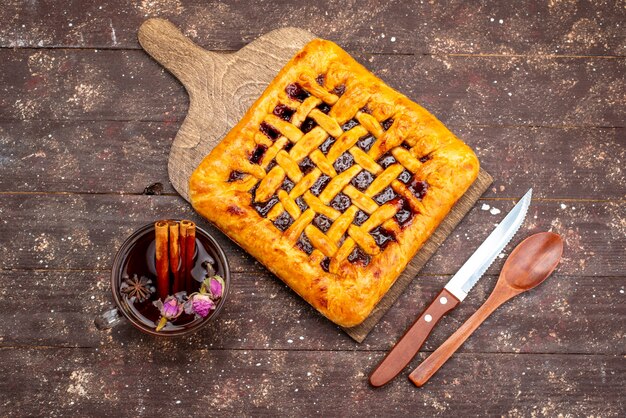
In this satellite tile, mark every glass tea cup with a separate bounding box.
[95,221,230,337]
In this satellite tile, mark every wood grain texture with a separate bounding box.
[1,347,623,417]
[2,48,624,127]
[2,1,624,56]
[136,19,493,341]
[1,270,623,355]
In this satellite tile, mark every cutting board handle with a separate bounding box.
[138,18,216,89]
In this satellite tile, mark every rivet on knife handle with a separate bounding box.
[369,288,460,387]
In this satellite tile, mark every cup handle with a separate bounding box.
[94,307,125,330]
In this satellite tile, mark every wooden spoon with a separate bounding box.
[409,232,564,387]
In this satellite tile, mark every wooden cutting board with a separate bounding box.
[138,18,493,342]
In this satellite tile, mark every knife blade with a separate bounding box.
[369,188,532,387]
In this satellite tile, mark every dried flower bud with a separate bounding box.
[209,275,225,299]
[153,296,184,331]
[162,296,184,319]
[190,293,215,318]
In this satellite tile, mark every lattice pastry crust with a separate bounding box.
[190,40,479,327]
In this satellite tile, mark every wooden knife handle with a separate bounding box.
[408,293,505,387]
[369,288,460,387]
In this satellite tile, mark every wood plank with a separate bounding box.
[376,54,626,128]
[1,1,624,56]
[1,347,623,416]
[1,121,624,199]
[1,49,624,126]
[0,195,623,275]
[455,125,626,200]
[0,121,178,194]
[0,269,623,355]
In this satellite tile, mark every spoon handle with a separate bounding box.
[408,291,512,387]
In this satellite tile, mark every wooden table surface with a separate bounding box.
[1,1,624,416]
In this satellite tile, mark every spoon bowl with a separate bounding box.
[499,232,564,293]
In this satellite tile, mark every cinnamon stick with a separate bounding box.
[154,220,170,299]
[179,224,187,295]
[168,220,181,294]
[180,220,196,294]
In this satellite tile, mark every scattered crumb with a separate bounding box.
[138,0,183,15]
[560,203,567,209]
[490,207,501,215]
[67,83,104,111]
[66,370,92,397]
[481,203,491,211]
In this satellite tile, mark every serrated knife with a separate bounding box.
[369,188,532,387]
